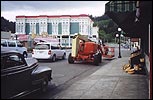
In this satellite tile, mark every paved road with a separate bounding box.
[24,45,133,99]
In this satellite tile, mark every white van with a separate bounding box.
[32,42,66,61]
[1,39,28,57]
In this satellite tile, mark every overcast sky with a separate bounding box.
[1,1,109,22]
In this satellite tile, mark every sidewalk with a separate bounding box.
[53,57,149,99]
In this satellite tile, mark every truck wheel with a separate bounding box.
[98,53,102,63]
[93,55,99,66]
[41,78,48,92]
[68,53,74,64]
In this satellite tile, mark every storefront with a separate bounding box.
[105,1,152,99]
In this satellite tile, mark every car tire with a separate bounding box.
[23,52,28,58]
[41,78,48,92]
[62,53,66,60]
[68,53,74,64]
[52,55,56,62]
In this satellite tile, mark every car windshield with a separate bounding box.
[35,44,50,50]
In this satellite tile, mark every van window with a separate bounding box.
[1,40,7,47]
[51,46,59,49]
[8,41,16,47]
[35,44,50,50]
[17,41,23,47]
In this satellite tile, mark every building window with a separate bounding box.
[82,25,84,33]
[62,22,69,34]
[52,23,58,35]
[21,26,23,33]
[79,25,82,33]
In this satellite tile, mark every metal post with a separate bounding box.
[118,32,122,58]
[117,28,122,58]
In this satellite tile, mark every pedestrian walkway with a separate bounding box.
[53,57,149,99]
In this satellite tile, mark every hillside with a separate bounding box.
[1,17,15,33]
[90,14,118,42]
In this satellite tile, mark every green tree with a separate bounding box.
[93,22,98,27]
[90,14,119,43]
[1,17,15,33]
[98,30,106,42]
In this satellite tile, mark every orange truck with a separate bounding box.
[101,44,115,59]
[68,34,102,66]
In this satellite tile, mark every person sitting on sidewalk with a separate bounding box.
[130,46,142,69]
[123,46,145,74]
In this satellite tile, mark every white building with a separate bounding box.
[15,14,96,47]
[92,26,99,38]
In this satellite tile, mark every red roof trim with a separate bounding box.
[16,14,89,18]
[48,16,61,18]
[16,16,26,18]
[26,16,39,18]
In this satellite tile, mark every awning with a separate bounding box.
[105,1,152,38]
[105,1,136,13]
[105,11,146,38]
[17,34,29,41]
[34,37,59,43]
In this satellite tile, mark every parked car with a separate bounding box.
[1,39,28,57]
[32,42,66,62]
[1,48,52,99]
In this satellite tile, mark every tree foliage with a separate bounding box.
[1,17,15,33]
[91,14,118,43]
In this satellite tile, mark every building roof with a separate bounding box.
[16,14,93,22]
[16,14,89,18]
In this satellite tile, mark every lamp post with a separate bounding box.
[117,28,122,58]
[15,33,18,40]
